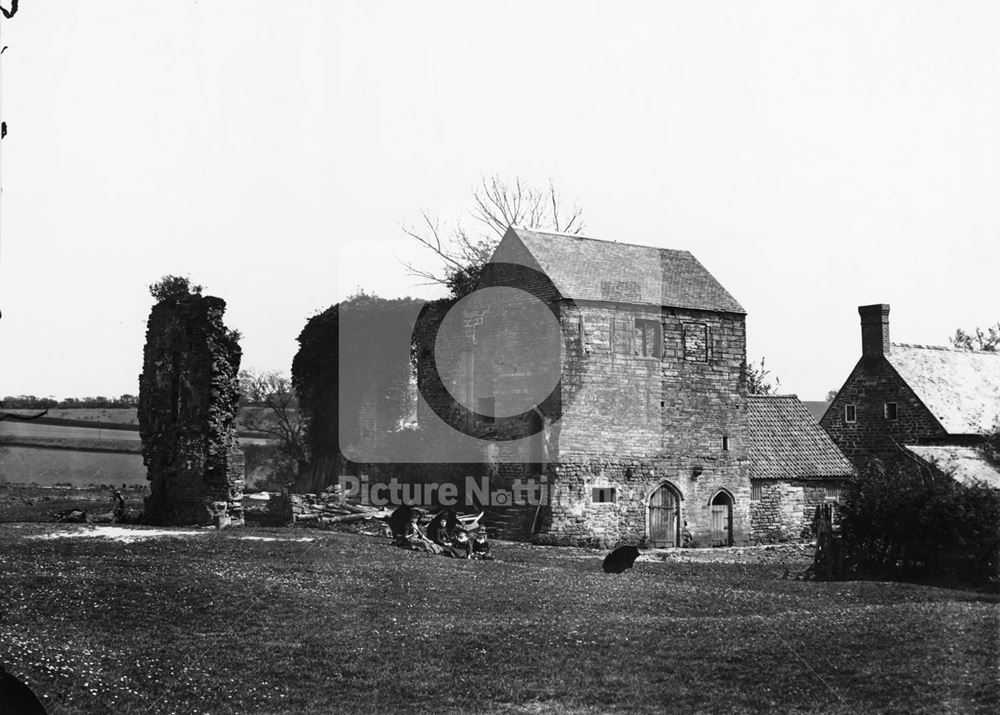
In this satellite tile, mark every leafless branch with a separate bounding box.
[402,174,585,295]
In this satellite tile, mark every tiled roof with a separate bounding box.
[746,395,856,480]
[887,344,1000,434]
[494,227,745,314]
[905,445,1000,490]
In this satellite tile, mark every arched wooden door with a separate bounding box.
[649,483,680,548]
[710,491,734,547]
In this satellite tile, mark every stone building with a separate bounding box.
[745,394,855,542]
[820,304,1000,488]
[420,227,752,547]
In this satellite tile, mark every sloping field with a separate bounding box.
[0,525,996,714]
[0,410,274,487]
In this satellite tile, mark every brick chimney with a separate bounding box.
[859,304,890,359]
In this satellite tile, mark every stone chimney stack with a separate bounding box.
[859,304,891,359]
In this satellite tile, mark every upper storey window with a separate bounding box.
[634,319,662,358]
[683,323,709,362]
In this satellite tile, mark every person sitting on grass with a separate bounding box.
[471,530,494,560]
[452,528,472,559]
[429,511,456,548]
[399,513,447,555]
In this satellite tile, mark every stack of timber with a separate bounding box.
[288,489,391,526]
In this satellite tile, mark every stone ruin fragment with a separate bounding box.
[138,289,245,526]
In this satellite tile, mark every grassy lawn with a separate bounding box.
[0,524,997,714]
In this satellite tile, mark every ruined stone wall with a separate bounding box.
[820,357,945,467]
[138,295,245,525]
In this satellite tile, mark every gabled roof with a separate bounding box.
[905,445,1000,490]
[801,401,830,423]
[747,395,855,480]
[886,344,1000,434]
[492,227,745,314]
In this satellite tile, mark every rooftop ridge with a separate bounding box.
[893,342,1000,356]
[747,393,800,399]
[511,226,693,255]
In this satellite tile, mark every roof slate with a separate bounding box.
[886,344,1000,434]
[497,227,745,314]
[746,395,856,480]
[905,445,1000,490]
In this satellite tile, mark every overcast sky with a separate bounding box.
[0,1,997,401]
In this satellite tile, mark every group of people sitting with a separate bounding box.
[392,507,494,560]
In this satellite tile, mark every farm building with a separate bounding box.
[414,226,753,547]
[820,304,1000,489]
[745,394,855,542]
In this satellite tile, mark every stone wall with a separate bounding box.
[820,356,945,467]
[409,285,751,546]
[138,294,245,525]
[748,480,844,543]
[539,459,750,548]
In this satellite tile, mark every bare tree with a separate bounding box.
[239,369,307,483]
[402,175,584,297]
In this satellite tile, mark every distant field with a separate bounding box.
[3,407,278,432]
[2,408,140,425]
[0,526,996,714]
[0,408,274,488]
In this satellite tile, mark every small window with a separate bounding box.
[844,404,856,423]
[825,485,841,501]
[683,323,709,362]
[634,319,662,358]
[722,435,730,451]
[884,402,898,421]
[751,481,762,501]
[592,487,617,503]
[477,397,495,424]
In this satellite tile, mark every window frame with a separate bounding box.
[591,486,617,504]
[844,404,857,423]
[884,402,898,421]
[633,318,663,359]
[682,322,709,362]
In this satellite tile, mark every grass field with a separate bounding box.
[1,524,997,714]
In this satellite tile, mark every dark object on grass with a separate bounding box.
[603,545,640,574]
[53,508,88,524]
[0,662,48,715]
[386,505,415,542]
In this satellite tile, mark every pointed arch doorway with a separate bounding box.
[710,491,734,547]
[648,482,681,548]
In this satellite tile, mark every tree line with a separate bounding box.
[0,395,139,409]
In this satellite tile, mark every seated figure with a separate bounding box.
[471,531,494,560]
